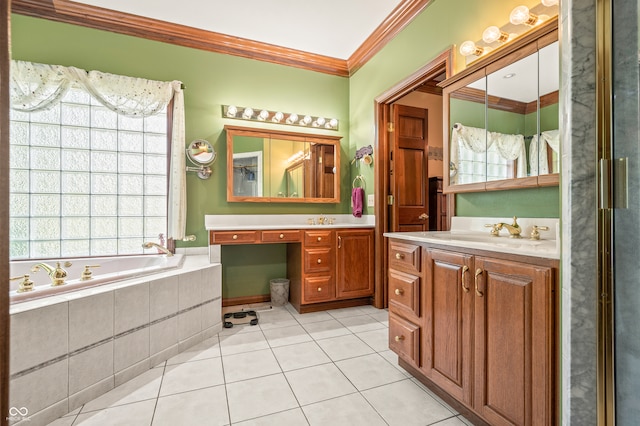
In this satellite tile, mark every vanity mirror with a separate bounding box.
[225,125,341,203]
[186,139,216,179]
[441,17,558,193]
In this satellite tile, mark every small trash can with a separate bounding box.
[270,278,290,307]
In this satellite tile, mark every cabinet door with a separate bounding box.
[424,249,473,405]
[335,229,374,299]
[473,257,555,426]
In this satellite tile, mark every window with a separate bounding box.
[9,85,168,259]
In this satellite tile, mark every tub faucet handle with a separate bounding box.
[530,225,550,240]
[10,274,34,293]
[51,262,68,286]
[81,265,101,281]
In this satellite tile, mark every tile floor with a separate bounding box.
[48,304,473,426]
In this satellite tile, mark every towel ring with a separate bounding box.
[353,175,365,189]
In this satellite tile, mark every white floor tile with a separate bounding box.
[74,399,156,426]
[355,328,390,352]
[335,353,406,390]
[326,306,370,319]
[258,310,298,330]
[233,408,309,426]
[218,330,269,356]
[337,315,386,333]
[315,334,374,361]
[46,417,76,426]
[165,335,220,365]
[434,417,469,426]
[290,310,334,324]
[362,379,455,426]
[302,319,351,340]
[223,348,282,383]
[411,377,459,415]
[272,341,331,372]
[263,324,313,347]
[285,363,357,406]
[226,374,299,423]
[378,349,412,377]
[302,393,387,426]
[152,384,229,426]
[80,367,163,413]
[367,310,389,326]
[159,357,224,396]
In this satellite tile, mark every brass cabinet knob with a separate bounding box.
[317,287,322,292]
[395,335,405,342]
[395,253,405,260]
[395,288,404,296]
[317,259,322,264]
[232,234,238,240]
[419,213,429,220]
[279,233,285,239]
[317,236,322,242]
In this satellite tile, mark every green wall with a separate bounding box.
[11,0,560,297]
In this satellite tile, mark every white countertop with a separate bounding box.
[384,216,560,260]
[205,214,375,230]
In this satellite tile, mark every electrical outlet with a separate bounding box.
[367,194,375,207]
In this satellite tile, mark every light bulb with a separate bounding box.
[242,107,254,119]
[482,26,509,44]
[272,112,284,123]
[226,105,237,117]
[541,0,558,6]
[258,110,269,121]
[286,113,298,124]
[328,118,338,129]
[301,115,312,125]
[460,40,484,57]
[316,117,326,126]
[510,6,538,26]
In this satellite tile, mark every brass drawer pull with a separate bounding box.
[317,236,322,242]
[317,287,322,292]
[232,234,238,240]
[338,236,342,249]
[395,253,405,260]
[395,288,404,296]
[475,268,484,297]
[317,259,322,264]
[461,265,470,293]
[395,335,405,342]
[279,233,285,239]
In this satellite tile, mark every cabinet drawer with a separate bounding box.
[389,240,421,274]
[388,269,420,318]
[303,275,335,303]
[304,230,333,247]
[261,230,301,243]
[304,248,333,273]
[210,230,258,244]
[389,312,420,367]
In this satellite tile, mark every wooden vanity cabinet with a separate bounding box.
[289,228,374,313]
[387,239,557,426]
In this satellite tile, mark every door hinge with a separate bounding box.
[599,158,629,209]
[387,122,394,132]
[387,195,394,205]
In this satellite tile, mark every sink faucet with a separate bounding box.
[497,217,522,238]
[31,262,69,286]
[318,214,326,225]
[142,241,174,256]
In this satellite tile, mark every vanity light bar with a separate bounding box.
[222,105,339,131]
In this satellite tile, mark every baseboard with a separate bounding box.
[222,294,270,307]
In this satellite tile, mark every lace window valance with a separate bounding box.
[10,60,187,240]
[529,130,560,175]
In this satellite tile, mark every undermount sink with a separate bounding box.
[431,232,544,246]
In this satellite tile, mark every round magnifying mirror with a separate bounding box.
[187,139,216,165]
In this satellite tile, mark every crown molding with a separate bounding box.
[12,0,429,77]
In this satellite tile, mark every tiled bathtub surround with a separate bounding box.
[8,256,222,426]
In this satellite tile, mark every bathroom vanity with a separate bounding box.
[385,217,559,426]
[206,214,375,313]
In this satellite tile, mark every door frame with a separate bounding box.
[372,48,453,308]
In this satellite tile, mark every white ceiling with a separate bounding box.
[71,0,405,60]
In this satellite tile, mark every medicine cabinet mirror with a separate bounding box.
[441,17,559,193]
[225,125,341,203]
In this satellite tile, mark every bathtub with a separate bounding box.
[9,254,185,303]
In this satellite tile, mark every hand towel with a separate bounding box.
[352,187,364,217]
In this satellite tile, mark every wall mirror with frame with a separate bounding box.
[441,17,559,193]
[225,125,341,203]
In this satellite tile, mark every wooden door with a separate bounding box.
[423,249,473,405]
[335,229,374,299]
[473,257,555,426]
[391,104,430,232]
